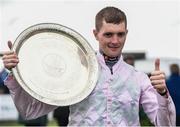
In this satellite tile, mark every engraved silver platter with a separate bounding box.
[12,23,99,106]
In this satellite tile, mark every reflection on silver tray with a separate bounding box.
[12,23,99,106]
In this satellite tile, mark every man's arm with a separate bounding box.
[3,72,58,119]
[1,41,58,119]
[140,59,176,126]
[140,76,176,126]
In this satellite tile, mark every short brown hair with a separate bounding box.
[95,6,127,31]
[170,64,179,74]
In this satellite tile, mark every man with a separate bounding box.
[166,63,180,126]
[0,75,5,94]
[0,66,9,94]
[1,6,175,126]
[123,55,135,66]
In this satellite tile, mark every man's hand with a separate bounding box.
[150,58,167,95]
[2,41,19,70]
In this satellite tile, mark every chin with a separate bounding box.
[109,51,121,57]
[102,49,121,57]
[108,53,120,57]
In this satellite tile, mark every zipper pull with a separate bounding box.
[110,67,113,75]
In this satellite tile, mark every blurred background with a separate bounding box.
[0,0,180,126]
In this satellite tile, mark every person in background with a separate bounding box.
[53,106,69,126]
[0,76,5,94]
[123,55,135,66]
[166,63,180,126]
[0,75,4,85]
[0,71,9,94]
[1,6,176,126]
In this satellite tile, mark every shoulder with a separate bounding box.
[123,61,151,89]
[122,60,148,78]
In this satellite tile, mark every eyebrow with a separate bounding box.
[103,32,126,36]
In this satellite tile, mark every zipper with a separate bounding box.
[110,67,113,75]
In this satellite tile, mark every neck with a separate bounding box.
[100,50,120,61]
[100,50,120,65]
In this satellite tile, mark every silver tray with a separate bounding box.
[12,23,99,106]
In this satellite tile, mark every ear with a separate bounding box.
[126,29,128,34]
[93,29,98,41]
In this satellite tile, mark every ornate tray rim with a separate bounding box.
[11,23,99,106]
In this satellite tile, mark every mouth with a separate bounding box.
[107,43,120,48]
[108,45,120,50]
[108,46,119,48]
[108,47,120,52]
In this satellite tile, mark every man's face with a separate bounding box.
[94,21,128,57]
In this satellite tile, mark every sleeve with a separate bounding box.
[0,68,9,81]
[3,73,58,120]
[139,72,176,126]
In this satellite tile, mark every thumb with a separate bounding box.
[8,41,13,50]
[155,58,160,71]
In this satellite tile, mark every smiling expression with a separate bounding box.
[94,20,128,57]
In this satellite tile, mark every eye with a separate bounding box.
[103,32,113,38]
[117,32,126,37]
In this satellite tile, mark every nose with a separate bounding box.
[111,34,119,44]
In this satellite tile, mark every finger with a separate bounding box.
[151,71,165,76]
[150,74,165,80]
[4,63,17,70]
[1,51,14,56]
[3,59,19,64]
[8,41,13,50]
[152,84,166,91]
[3,58,19,69]
[151,80,165,85]
[2,54,18,60]
[155,58,160,71]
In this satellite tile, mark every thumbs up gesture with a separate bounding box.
[150,58,167,96]
[2,41,19,70]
